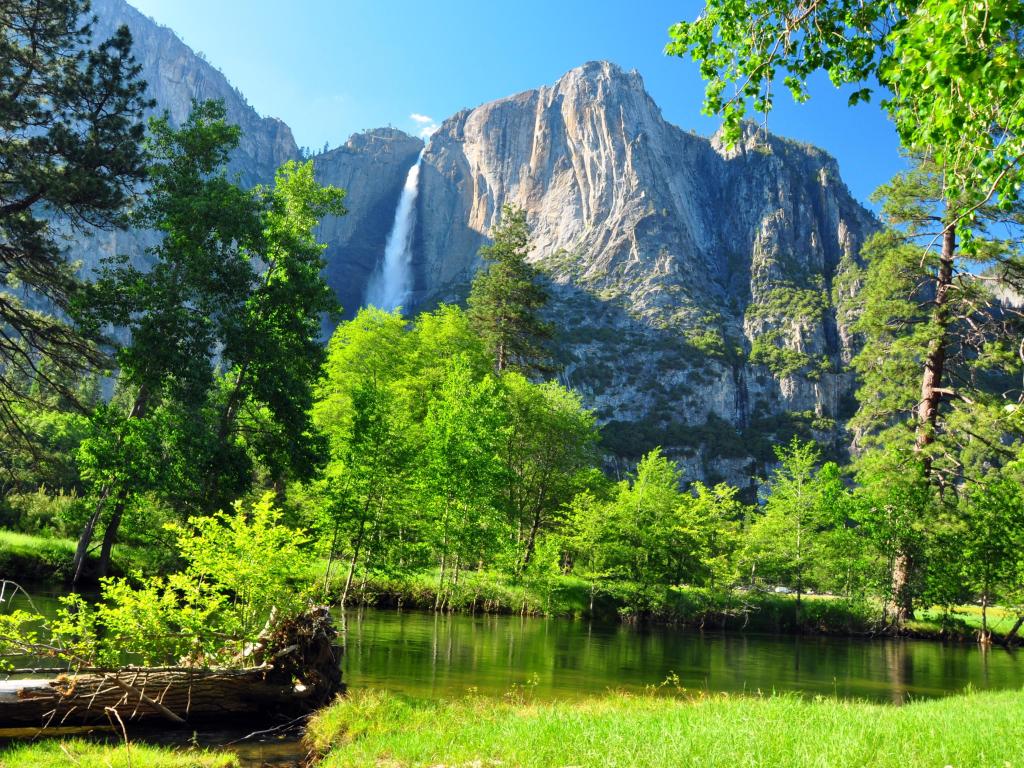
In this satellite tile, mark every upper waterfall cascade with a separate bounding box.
[364,150,424,312]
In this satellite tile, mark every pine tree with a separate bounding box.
[467,205,552,375]
[849,157,1024,622]
[0,0,151,443]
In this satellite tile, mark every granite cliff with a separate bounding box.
[76,6,878,486]
[403,61,876,484]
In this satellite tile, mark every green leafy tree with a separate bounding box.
[743,440,847,615]
[311,376,412,607]
[202,159,346,509]
[501,373,600,574]
[49,493,310,667]
[669,3,1024,623]
[72,103,345,582]
[468,205,552,374]
[570,449,688,614]
[0,0,150,446]
[71,102,260,582]
[847,159,1023,621]
[0,364,98,495]
[852,449,935,621]
[666,0,1024,228]
[673,482,745,590]
[959,478,1024,641]
[418,357,508,608]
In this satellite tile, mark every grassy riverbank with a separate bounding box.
[307,688,1024,767]
[4,531,1011,643]
[0,740,237,767]
[0,529,163,584]
[2,688,1021,767]
[320,565,1012,642]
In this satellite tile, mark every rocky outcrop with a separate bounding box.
[61,0,303,283]
[409,62,878,485]
[90,0,299,187]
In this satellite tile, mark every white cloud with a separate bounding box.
[410,113,439,138]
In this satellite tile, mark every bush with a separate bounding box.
[1,488,85,538]
[6,494,315,667]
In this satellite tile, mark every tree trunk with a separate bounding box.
[519,510,543,574]
[340,516,368,609]
[322,522,340,597]
[0,608,343,726]
[435,550,447,612]
[96,487,132,579]
[889,221,956,624]
[73,388,150,586]
[450,554,461,612]
[71,504,104,587]
[979,591,992,645]
[1001,615,1024,647]
[204,363,250,507]
[496,339,506,373]
[915,223,956,453]
[889,552,915,625]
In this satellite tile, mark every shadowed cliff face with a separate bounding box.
[90,0,299,188]
[73,6,878,484]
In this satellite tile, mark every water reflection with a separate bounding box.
[4,594,1021,705]
[340,608,1024,703]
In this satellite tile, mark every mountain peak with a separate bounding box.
[555,60,642,88]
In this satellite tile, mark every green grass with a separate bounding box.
[0,529,80,583]
[0,740,237,767]
[308,688,1024,767]
[0,529,77,554]
[914,604,1020,637]
[0,528,160,584]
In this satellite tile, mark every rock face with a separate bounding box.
[62,0,304,282]
[77,4,879,486]
[90,0,299,187]
[313,130,423,315]
[409,61,876,485]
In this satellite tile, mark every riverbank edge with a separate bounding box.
[325,570,1018,645]
[0,740,238,768]
[3,687,1022,768]
[305,688,1024,767]
[5,532,1014,646]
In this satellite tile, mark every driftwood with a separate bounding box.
[0,606,343,727]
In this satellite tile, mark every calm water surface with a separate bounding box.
[339,608,1024,704]
[5,593,1023,705]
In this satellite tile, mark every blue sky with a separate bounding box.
[129,0,903,205]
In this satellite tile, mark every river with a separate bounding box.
[340,608,1024,704]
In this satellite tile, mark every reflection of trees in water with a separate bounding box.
[333,609,1023,701]
[885,640,909,705]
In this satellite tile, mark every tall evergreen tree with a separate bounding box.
[848,158,1024,621]
[467,205,552,375]
[0,0,150,443]
[670,0,1024,626]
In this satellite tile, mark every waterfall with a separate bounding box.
[364,150,424,312]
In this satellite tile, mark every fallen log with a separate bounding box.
[0,606,343,727]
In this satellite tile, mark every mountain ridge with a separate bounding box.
[74,2,879,488]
